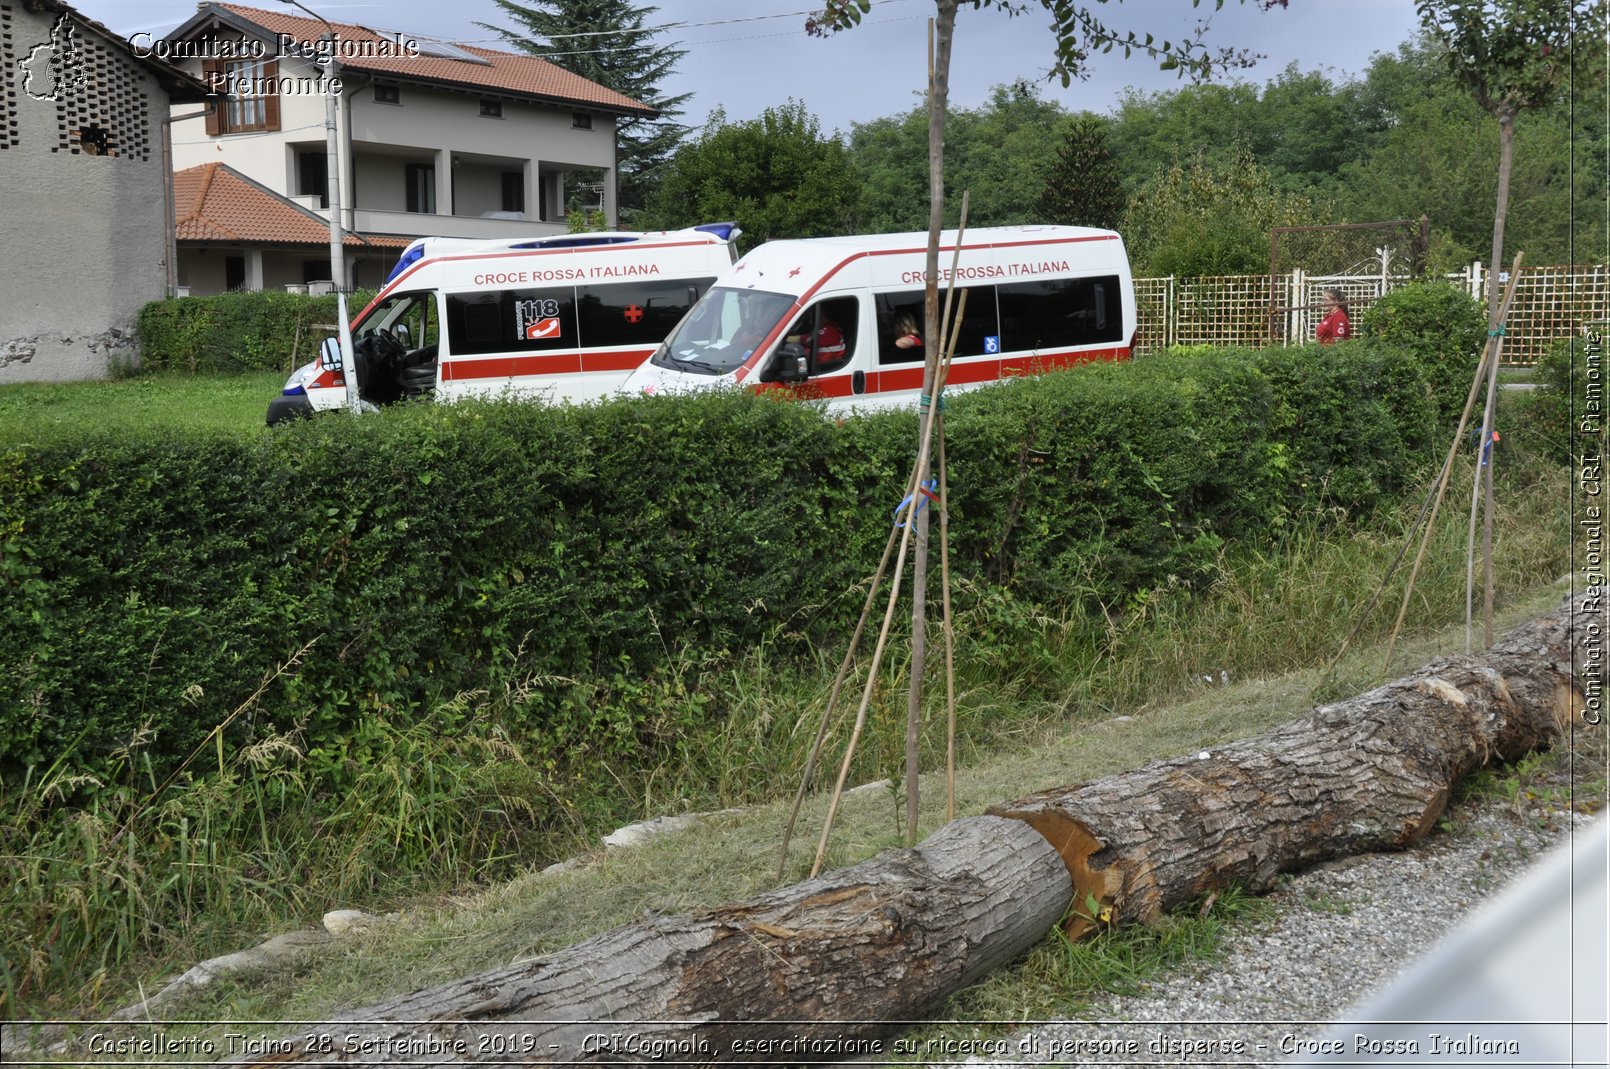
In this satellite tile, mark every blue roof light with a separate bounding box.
[694,222,740,242]
[509,235,638,250]
[385,242,426,284]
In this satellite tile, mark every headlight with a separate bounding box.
[282,361,318,394]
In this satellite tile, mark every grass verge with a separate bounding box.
[0,371,284,445]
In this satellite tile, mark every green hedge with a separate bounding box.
[1359,280,1487,423]
[0,344,1437,781]
[1516,336,1604,463]
[137,290,377,374]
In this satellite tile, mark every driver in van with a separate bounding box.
[785,314,846,371]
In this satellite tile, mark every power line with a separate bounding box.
[452,0,924,48]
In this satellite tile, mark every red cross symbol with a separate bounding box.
[624,304,644,324]
[788,267,802,278]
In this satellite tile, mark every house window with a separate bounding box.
[297,151,328,208]
[222,59,275,132]
[501,172,524,214]
[405,162,436,214]
[373,83,400,104]
[202,56,280,136]
[571,112,592,130]
[479,99,502,118]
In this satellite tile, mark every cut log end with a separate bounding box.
[987,807,1121,939]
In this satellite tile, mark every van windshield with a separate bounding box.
[649,287,795,376]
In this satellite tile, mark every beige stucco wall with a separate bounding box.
[0,4,176,382]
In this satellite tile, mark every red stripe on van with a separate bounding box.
[440,348,652,382]
[754,345,1128,400]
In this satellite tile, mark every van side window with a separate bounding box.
[876,292,926,366]
[446,287,578,356]
[577,277,716,349]
[880,288,1002,361]
[780,296,858,376]
[997,275,1124,351]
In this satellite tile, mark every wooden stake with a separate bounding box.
[1383,255,1524,670]
[1466,254,1523,653]
[809,289,969,879]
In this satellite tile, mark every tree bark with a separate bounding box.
[907,0,961,847]
[992,593,1590,940]
[212,595,1589,1066]
[224,816,1070,1066]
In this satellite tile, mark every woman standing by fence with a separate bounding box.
[1316,287,1352,344]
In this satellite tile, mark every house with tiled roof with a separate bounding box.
[161,2,656,293]
[172,161,410,293]
[0,0,208,382]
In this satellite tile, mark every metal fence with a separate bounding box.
[1134,263,1610,365]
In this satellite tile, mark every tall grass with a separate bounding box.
[0,445,1571,1019]
[0,697,558,1014]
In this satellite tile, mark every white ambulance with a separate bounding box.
[620,225,1136,409]
[267,223,741,424]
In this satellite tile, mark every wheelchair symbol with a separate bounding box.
[984,336,1000,354]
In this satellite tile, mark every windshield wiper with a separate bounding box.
[667,353,727,374]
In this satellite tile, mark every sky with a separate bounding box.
[68,0,1425,134]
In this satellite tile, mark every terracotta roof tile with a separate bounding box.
[173,162,410,248]
[212,4,655,116]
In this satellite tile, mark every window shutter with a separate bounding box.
[262,59,280,131]
[203,59,222,135]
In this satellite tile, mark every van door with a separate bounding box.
[761,296,860,398]
[349,289,441,406]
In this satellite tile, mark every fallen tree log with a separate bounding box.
[992,592,1591,938]
[222,815,1071,1066]
[204,594,1588,1066]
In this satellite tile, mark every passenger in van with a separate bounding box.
[894,314,923,350]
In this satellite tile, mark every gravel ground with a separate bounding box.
[922,761,1607,1069]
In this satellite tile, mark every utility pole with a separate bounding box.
[277,0,345,293]
[276,0,355,408]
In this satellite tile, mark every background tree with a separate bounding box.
[1036,113,1126,230]
[1332,29,1598,267]
[1123,149,1330,276]
[844,105,930,233]
[1107,65,1360,196]
[1414,0,1585,312]
[637,101,862,249]
[1413,0,1588,649]
[481,0,690,221]
[849,83,1070,232]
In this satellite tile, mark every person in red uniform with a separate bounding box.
[1315,287,1351,344]
[786,315,847,370]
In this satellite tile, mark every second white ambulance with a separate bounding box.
[620,225,1136,409]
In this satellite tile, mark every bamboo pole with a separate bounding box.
[1382,255,1524,670]
[1466,254,1523,653]
[809,289,969,879]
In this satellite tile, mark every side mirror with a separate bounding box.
[319,336,343,371]
[774,342,809,383]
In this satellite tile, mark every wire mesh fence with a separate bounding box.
[1134,263,1610,365]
